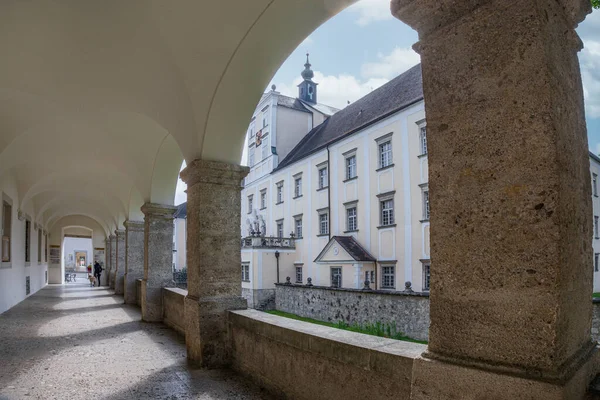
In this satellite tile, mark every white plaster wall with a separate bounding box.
[0,172,48,315]
[591,155,600,293]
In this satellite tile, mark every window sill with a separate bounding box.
[380,286,395,290]
[377,224,397,229]
[420,219,430,223]
[247,211,252,215]
[418,153,428,159]
[376,164,395,172]
[316,233,329,237]
[242,280,251,283]
[275,201,284,205]
[596,237,600,240]
[260,207,267,211]
[343,176,358,183]
[343,230,359,233]
[295,237,303,240]
[293,195,303,199]
[0,262,11,269]
[595,195,599,198]
[25,262,31,267]
[316,187,329,192]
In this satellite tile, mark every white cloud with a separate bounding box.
[348,0,394,26]
[273,46,419,110]
[174,161,187,205]
[361,47,420,79]
[579,11,600,119]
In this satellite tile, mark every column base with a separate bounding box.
[410,347,600,400]
[185,295,247,369]
[140,280,163,322]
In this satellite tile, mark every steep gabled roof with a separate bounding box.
[277,95,311,113]
[275,64,423,171]
[174,202,187,219]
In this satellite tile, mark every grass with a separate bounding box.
[594,293,600,298]
[265,310,428,344]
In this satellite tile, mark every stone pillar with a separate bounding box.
[140,203,177,322]
[124,220,144,305]
[109,235,117,289]
[114,229,126,295]
[104,237,111,287]
[180,159,249,368]
[392,0,597,398]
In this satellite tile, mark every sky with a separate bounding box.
[175,0,600,205]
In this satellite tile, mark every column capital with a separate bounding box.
[114,229,125,237]
[123,220,144,231]
[391,0,591,38]
[109,234,116,240]
[180,159,249,188]
[141,203,177,219]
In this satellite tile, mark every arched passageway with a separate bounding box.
[0,0,596,398]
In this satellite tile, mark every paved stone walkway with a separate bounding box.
[0,283,274,400]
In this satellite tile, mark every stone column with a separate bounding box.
[104,237,111,287]
[109,234,117,289]
[180,159,249,368]
[114,229,126,295]
[392,0,597,398]
[140,203,177,322]
[124,220,144,305]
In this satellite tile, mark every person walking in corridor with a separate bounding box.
[93,261,103,287]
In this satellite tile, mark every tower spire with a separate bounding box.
[301,53,314,81]
[298,54,317,104]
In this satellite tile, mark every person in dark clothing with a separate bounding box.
[93,261,103,287]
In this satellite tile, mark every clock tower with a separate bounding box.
[297,53,318,104]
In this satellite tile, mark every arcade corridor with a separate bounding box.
[0,283,272,400]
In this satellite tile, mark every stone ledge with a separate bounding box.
[163,287,187,336]
[274,282,429,298]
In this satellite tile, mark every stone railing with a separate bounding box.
[240,236,295,249]
[163,287,187,335]
[275,283,430,341]
[229,309,423,399]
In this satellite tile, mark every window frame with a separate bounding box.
[37,226,42,263]
[247,195,253,214]
[294,174,303,198]
[595,254,599,272]
[330,267,342,288]
[295,266,303,284]
[378,193,395,227]
[595,215,599,239]
[318,166,328,190]
[294,215,303,239]
[241,263,250,282]
[260,189,267,210]
[276,219,284,238]
[419,124,428,156]
[261,134,269,160]
[345,152,357,180]
[318,211,329,236]
[423,190,430,221]
[381,264,395,289]
[2,198,12,264]
[25,218,31,265]
[346,205,357,232]
[423,262,431,291]
[276,181,284,204]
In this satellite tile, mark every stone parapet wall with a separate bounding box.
[593,299,600,342]
[163,287,187,336]
[276,284,430,341]
[229,309,424,400]
[242,288,275,310]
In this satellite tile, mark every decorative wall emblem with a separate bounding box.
[333,246,339,256]
[255,130,262,147]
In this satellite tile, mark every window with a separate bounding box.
[420,125,428,156]
[379,140,392,168]
[294,177,302,197]
[294,216,303,238]
[346,155,357,180]
[261,138,269,160]
[364,270,375,284]
[276,182,284,204]
[423,190,430,220]
[247,195,253,213]
[595,216,599,239]
[319,212,329,235]
[276,220,284,238]
[260,190,267,209]
[381,199,395,226]
[595,254,599,272]
[594,173,598,197]
[241,263,250,282]
[381,265,395,289]
[2,201,11,262]
[331,267,342,288]
[248,147,255,167]
[262,110,269,128]
[44,233,47,263]
[37,228,42,263]
[318,167,328,189]
[25,219,30,263]
[423,263,431,291]
[296,266,303,283]
[249,123,255,138]
[347,207,357,231]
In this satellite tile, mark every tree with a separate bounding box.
[593,0,599,9]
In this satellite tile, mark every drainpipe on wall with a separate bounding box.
[327,145,331,241]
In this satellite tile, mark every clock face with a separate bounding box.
[333,246,339,256]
